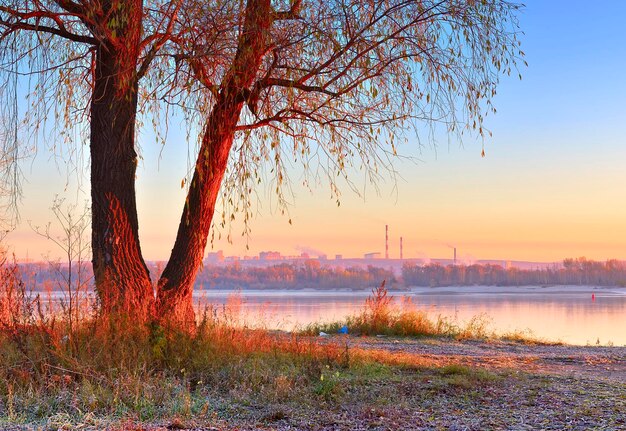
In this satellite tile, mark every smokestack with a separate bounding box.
[400,237,403,260]
[454,247,457,265]
[385,225,389,260]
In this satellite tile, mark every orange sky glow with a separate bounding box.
[4,1,626,264]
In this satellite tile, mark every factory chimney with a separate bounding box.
[400,237,403,260]
[453,247,457,265]
[385,225,389,260]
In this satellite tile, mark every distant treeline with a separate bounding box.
[197,257,626,289]
[402,257,626,287]
[17,257,626,290]
[194,261,397,290]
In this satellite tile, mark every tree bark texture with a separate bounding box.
[90,0,154,320]
[156,0,273,328]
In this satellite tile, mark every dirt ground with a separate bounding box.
[347,336,626,381]
[134,338,626,430]
[4,337,625,431]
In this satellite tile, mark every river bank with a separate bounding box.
[136,336,626,430]
[3,335,624,431]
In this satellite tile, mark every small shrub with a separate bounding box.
[455,314,493,340]
[303,282,509,341]
[314,365,343,401]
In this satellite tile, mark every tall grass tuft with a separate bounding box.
[304,280,494,339]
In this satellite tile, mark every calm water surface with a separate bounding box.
[192,285,626,346]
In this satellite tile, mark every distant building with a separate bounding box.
[299,252,310,259]
[364,252,381,259]
[205,250,224,264]
[335,254,343,260]
[319,254,328,260]
[260,251,282,260]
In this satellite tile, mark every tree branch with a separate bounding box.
[52,0,84,16]
[0,19,96,44]
[272,0,302,20]
[137,0,182,79]
[0,5,96,44]
[257,77,338,96]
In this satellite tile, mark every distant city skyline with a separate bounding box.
[202,247,561,271]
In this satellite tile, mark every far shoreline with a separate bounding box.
[32,284,626,295]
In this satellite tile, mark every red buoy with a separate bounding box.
[591,293,596,301]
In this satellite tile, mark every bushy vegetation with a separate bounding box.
[195,260,397,290]
[0,307,351,425]
[304,281,493,339]
[403,257,626,287]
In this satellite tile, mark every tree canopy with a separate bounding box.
[165,0,523,224]
[1,0,524,328]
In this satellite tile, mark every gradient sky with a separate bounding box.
[6,0,626,263]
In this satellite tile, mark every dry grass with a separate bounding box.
[1,259,567,429]
[0,303,352,424]
[303,281,493,340]
[499,328,563,345]
[0,252,355,426]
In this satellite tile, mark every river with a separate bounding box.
[192,285,626,346]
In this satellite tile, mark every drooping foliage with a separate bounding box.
[166,0,524,225]
[155,0,524,325]
[2,0,524,327]
[0,0,181,319]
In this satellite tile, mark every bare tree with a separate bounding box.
[0,0,180,320]
[30,197,91,339]
[155,0,524,326]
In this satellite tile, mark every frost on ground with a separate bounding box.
[2,337,624,431]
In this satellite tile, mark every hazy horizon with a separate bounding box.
[4,0,626,263]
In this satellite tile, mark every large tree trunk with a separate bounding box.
[156,105,238,328]
[156,0,272,329]
[90,1,154,320]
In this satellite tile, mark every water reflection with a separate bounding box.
[193,286,626,346]
[37,286,626,345]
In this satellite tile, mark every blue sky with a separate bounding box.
[7,0,626,263]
